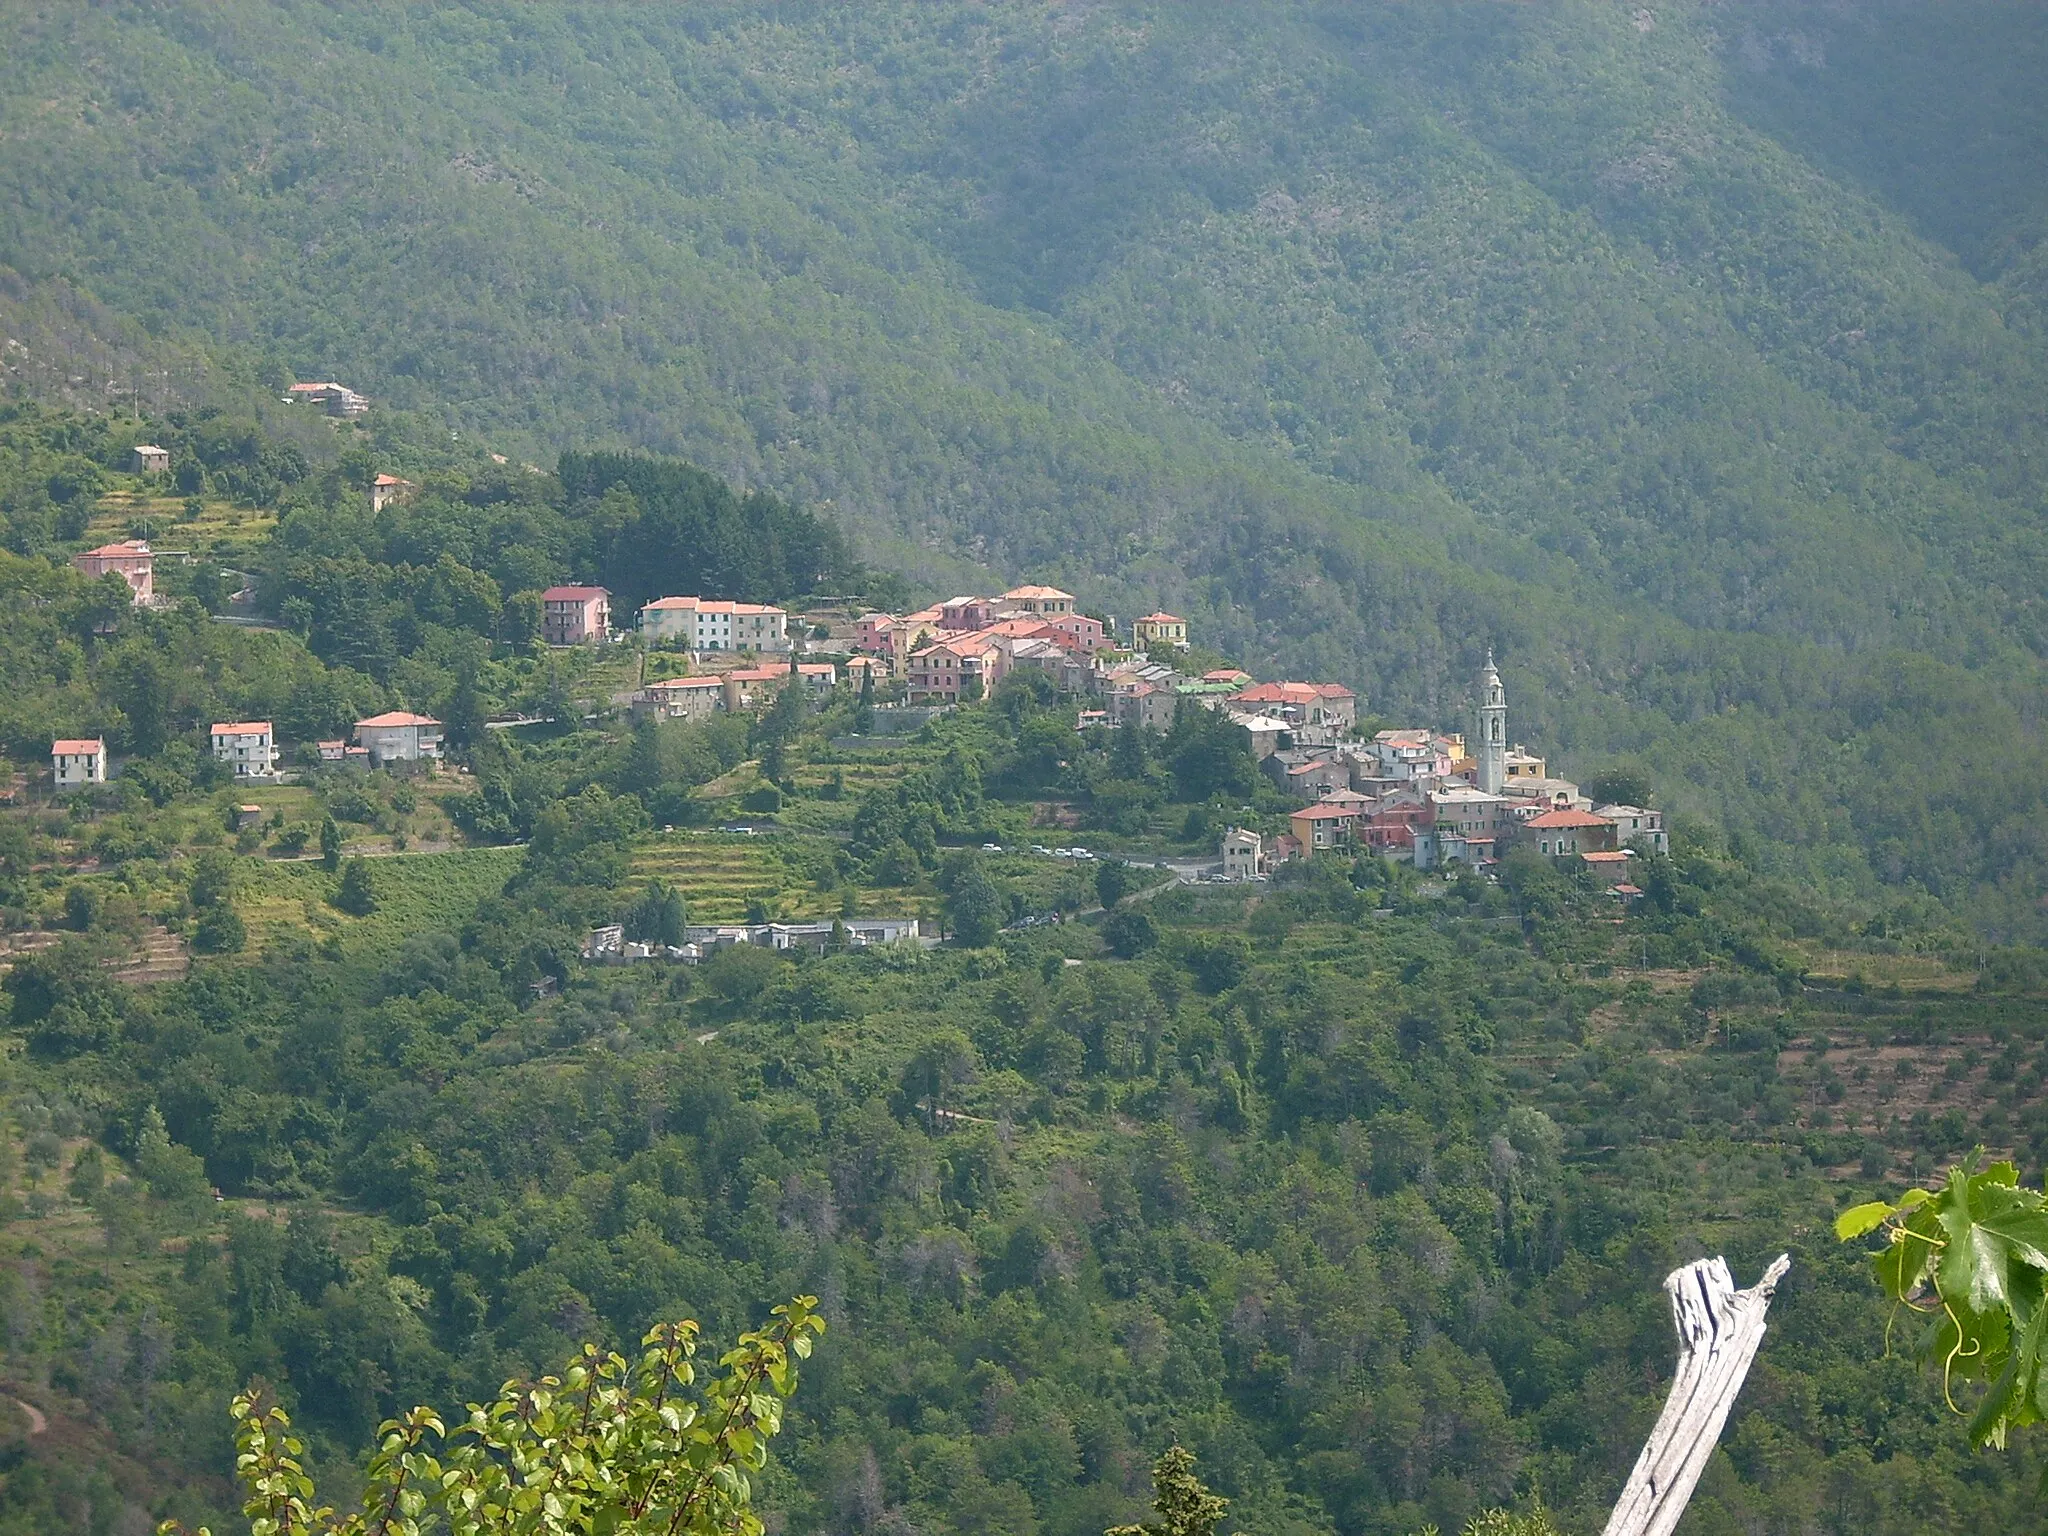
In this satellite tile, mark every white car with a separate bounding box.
[982,843,1003,852]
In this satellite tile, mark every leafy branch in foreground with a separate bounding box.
[1838,1157,2048,1449]
[160,1295,824,1536]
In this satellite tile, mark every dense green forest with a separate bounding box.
[0,422,2035,1530]
[0,616,2042,1534]
[0,2,2043,936]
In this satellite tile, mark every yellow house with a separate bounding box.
[1133,611,1189,649]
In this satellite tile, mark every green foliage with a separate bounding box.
[1107,1446,1226,1536]
[161,1298,824,1536]
[332,857,379,917]
[1102,909,1158,959]
[1839,1157,2048,1450]
[626,879,689,949]
[946,860,1004,948]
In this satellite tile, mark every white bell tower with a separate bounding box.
[1478,651,1506,794]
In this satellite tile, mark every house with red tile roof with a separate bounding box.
[1289,801,1360,853]
[210,722,278,779]
[72,540,154,604]
[51,738,105,788]
[1234,680,1356,730]
[542,585,611,645]
[1522,807,1617,856]
[354,710,444,766]
[370,473,418,512]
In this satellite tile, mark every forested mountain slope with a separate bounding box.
[1,2,2045,931]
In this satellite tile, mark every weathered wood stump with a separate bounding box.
[1601,1254,1791,1536]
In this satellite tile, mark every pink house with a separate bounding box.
[541,585,611,645]
[1045,613,1106,653]
[72,541,154,604]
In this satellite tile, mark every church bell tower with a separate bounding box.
[1478,651,1506,794]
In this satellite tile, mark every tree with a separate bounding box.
[627,879,688,947]
[1095,858,1135,910]
[443,662,487,752]
[1583,762,1655,809]
[192,901,246,955]
[1102,909,1158,958]
[1108,1446,1226,1536]
[163,1298,825,1536]
[948,861,1004,947]
[333,857,378,916]
[854,664,875,734]
[320,815,343,871]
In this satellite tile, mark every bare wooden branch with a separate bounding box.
[1600,1254,1791,1536]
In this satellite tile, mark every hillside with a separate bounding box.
[3,1,2046,933]
[0,642,2041,1534]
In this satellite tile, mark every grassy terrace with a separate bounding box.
[237,845,523,956]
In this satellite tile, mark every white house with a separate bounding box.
[51,738,106,789]
[354,710,444,766]
[1221,826,1263,880]
[210,721,278,778]
[638,596,790,653]
[1597,804,1669,856]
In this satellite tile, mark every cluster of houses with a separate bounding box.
[50,711,446,790]
[1223,655,1666,889]
[584,916,924,964]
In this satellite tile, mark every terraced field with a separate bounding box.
[629,831,929,925]
[236,846,522,956]
[89,485,276,562]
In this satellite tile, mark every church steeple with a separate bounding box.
[1477,650,1506,794]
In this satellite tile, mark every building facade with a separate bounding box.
[639,596,790,653]
[354,711,444,765]
[71,540,154,604]
[133,445,170,474]
[1133,612,1190,649]
[542,585,611,645]
[210,722,278,779]
[52,738,106,788]
[1222,826,1263,880]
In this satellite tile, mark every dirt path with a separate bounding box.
[9,1397,45,1435]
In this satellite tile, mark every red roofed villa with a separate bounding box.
[71,540,154,604]
[52,738,106,788]
[541,585,611,645]
[210,722,278,779]
[1523,808,1617,856]
[354,710,444,766]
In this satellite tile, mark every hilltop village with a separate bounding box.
[54,494,1665,900]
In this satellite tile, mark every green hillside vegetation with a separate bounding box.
[0,664,2043,1533]
[0,3,2044,937]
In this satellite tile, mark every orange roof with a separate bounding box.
[51,739,103,755]
[1580,850,1633,863]
[79,540,152,559]
[1526,809,1610,829]
[1203,669,1251,683]
[1001,584,1074,601]
[211,721,272,736]
[983,619,1057,638]
[372,473,414,487]
[647,675,724,690]
[356,711,441,728]
[1313,683,1356,699]
[1137,611,1186,624]
[542,584,608,600]
[1292,804,1358,820]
